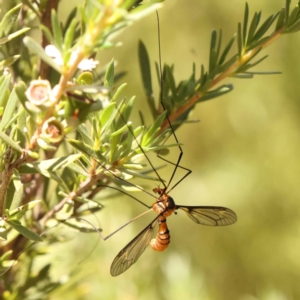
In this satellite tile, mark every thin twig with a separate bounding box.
[159,28,283,133]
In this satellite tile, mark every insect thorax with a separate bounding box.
[152,188,176,217]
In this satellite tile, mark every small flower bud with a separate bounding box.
[41,117,65,143]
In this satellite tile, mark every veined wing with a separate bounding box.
[110,216,159,277]
[177,205,237,226]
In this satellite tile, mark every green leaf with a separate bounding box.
[0,55,20,68]
[104,59,114,90]
[0,74,11,107]
[5,170,24,214]
[165,65,176,98]
[138,40,153,98]
[0,131,23,153]
[200,84,234,102]
[16,110,27,147]
[77,124,94,146]
[287,5,300,27]
[64,18,77,51]
[66,83,107,94]
[252,13,278,43]
[109,100,135,161]
[62,219,102,233]
[22,161,69,188]
[6,220,43,242]
[209,30,217,74]
[34,154,83,172]
[0,3,22,37]
[218,35,236,65]
[5,180,16,212]
[51,9,63,50]
[119,168,161,181]
[243,2,249,45]
[247,36,270,50]
[63,7,78,33]
[67,162,90,177]
[237,22,243,56]
[109,122,132,137]
[67,139,106,162]
[112,83,127,102]
[56,200,74,220]
[40,24,54,44]
[244,54,268,69]
[0,250,12,262]
[284,18,300,33]
[9,200,41,217]
[215,30,222,65]
[237,71,281,77]
[275,8,286,31]
[99,106,119,146]
[117,97,134,125]
[37,138,57,151]
[23,36,62,73]
[18,163,40,175]
[0,225,8,241]
[1,109,24,135]
[0,28,30,45]
[142,111,166,147]
[247,12,261,45]
[200,78,213,93]
[36,264,52,282]
[285,0,291,26]
[0,88,19,131]
[142,143,180,153]
[52,154,83,171]
[99,102,116,130]
[14,80,27,103]
[21,0,40,15]
[123,124,134,157]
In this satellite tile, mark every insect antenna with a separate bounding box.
[155,11,192,194]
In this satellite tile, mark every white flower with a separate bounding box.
[45,45,99,71]
[25,79,53,107]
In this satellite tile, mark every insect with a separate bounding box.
[110,187,236,276]
[104,12,237,277]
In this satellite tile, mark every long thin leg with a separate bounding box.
[96,185,151,209]
[101,208,153,240]
[63,210,154,241]
[97,159,157,200]
[113,104,168,191]
[157,152,192,193]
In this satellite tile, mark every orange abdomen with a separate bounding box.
[150,218,170,252]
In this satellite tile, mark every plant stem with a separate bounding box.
[159,28,284,133]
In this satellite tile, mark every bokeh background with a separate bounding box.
[47,0,300,299]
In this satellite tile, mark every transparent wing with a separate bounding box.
[178,205,237,226]
[110,216,159,277]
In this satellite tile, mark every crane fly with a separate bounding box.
[110,187,236,276]
[102,12,237,277]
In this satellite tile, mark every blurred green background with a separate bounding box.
[47,0,300,299]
